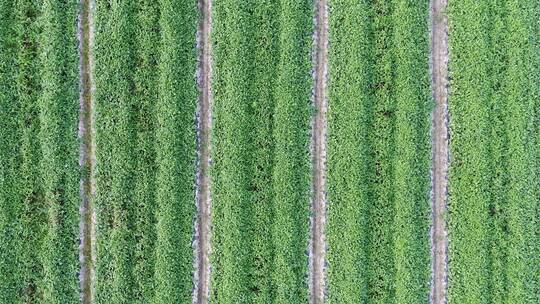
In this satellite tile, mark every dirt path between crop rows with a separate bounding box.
[310,0,328,303]
[193,0,213,303]
[78,0,96,303]
[430,0,449,303]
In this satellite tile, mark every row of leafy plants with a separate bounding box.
[0,0,80,302]
[326,0,432,303]
[94,1,139,302]
[94,0,198,303]
[210,0,312,303]
[3,0,537,303]
[447,0,539,302]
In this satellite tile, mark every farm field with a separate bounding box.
[210,1,312,302]
[326,0,432,303]
[93,0,198,303]
[0,0,538,304]
[447,0,539,303]
[0,0,80,302]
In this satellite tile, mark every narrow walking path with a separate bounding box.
[430,0,449,302]
[310,0,328,303]
[194,0,213,302]
[78,0,96,303]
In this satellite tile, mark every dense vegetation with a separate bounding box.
[132,0,159,302]
[211,0,312,303]
[94,1,138,302]
[447,0,540,303]
[0,1,19,301]
[326,0,432,303]
[0,1,537,303]
[0,0,80,302]
[153,0,198,302]
[94,0,197,302]
[271,1,312,302]
[39,0,81,302]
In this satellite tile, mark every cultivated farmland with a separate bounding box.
[0,0,538,303]
[0,0,80,302]
[210,1,312,302]
[93,0,198,303]
[326,1,432,303]
[447,0,539,303]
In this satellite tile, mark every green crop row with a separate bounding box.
[369,0,399,301]
[94,1,138,302]
[326,0,432,303]
[0,1,19,301]
[0,0,42,302]
[448,0,539,302]
[326,1,372,302]
[210,1,255,301]
[391,0,432,302]
[94,0,198,303]
[132,0,159,302]
[447,1,492,298]
[210,1,312,303]
[271,0,313,302]
[13,1,47,302]
[153,0,198,302]
[0,0,80,302]
[2,0,537,303]
[503,2,538,303]
[486,0,509,301]
[249,1,280,303]
[38,0,80,302]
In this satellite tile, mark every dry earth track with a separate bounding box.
[310,0,328,303]
[194,0,213,302]
[78,0,96,302]
[429,0,449,302]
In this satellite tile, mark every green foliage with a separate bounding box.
[210,1,255,302]
[368,1,398,301]
[1,0,536,302]
[485,1,509,301]
[38,0,80,302]
[94,1,137,302]
[447,1,492,302]
[327,0,431,303]
[249,1,279,303]
[132,0,159,302]
[326,1,372,302]
[391,0,432,302]
[271,0,313,303]
[15,1,47,301]
[94,0,198,302]
[503,2,538,302]
[0,0,23,302]
[0,0,80,302]
[210,1,312,303]
[448,0,539,303]
[534,4,540,301]
[153,0,198,303]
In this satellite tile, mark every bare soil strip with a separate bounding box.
[78,0,96,303]
[429,0,449,303]
[310,0,328,303]
[193,0,213,303]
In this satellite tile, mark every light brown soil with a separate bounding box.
[193,0,212,302]
[310,0,328,303]
[78,0,96,303]
[430,0,449,303]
